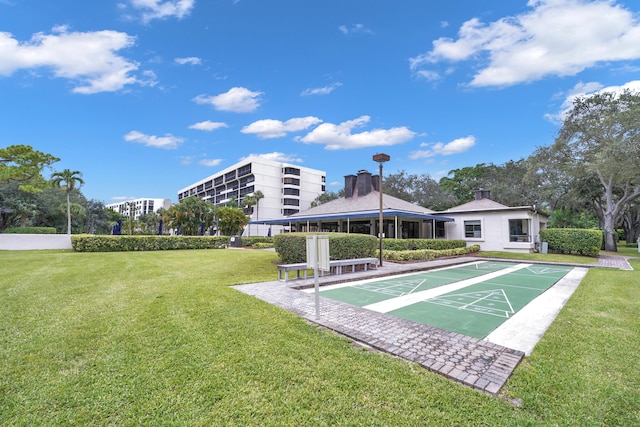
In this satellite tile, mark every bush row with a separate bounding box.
[3,227,57,234]
[71,235,230,252]
[252,242,275,249]
[540,228,602,257]
[383,244,481,262]
[382,238,467,251]
[273,232,377,264]
[241,236,274,246]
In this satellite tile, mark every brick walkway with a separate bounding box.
[233,255,632,395]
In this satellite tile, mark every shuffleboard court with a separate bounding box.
[317,261,575,340]
[317,261,519,306]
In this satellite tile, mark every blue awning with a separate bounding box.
[249,209,454,225]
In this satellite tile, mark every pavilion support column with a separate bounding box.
[395,216,399,239]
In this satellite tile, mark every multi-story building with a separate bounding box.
[178,157,326,236]
[106,198,172,220]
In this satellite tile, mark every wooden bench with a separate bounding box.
[277,257,379,282]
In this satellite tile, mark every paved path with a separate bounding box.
[234,255,632,396]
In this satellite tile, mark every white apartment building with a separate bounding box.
[106,198,172,220]
[178,157,326,236]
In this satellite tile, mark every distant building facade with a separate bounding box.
[106,198,172,220]
[178,157,326,236]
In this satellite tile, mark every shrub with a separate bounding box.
[382,238,467,251]
[540,228,602,257]
[383,245,480,262]
[71,235,230,252]
[3,227,57,234]
[241,236,274,247]
[252,242,274,249]
[273,232,377,264]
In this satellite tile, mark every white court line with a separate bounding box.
[485,267,587,355]
[363,263,532,313]
[302,260,495,293]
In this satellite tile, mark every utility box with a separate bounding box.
[541,242,548,254]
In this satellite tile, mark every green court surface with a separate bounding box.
[319,262,574,339]
[319,261,519,306]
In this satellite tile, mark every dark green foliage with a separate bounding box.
[71,235,230,252]
[383,244,480,261]
[540,228,602,257]
[240,236,274,246]
[382,238,467,251]
[3,226,57,234]
[273,232,377,263]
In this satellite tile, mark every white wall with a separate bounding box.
[445,211,546,253]
[0,234,72,250]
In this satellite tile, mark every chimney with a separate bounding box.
[344,174,357,198]
[356,170,372,197]
[475,189,491,200]
[372,174,380,192]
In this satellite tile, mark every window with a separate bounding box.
[238,164,252,177]
[239,185,254,196]
[509,219,531,242]
[464,220,482,238]
[283,208,299,216]
[283,177,300,185]
[283,188,299,196]
[283,167,300,176]
[225,171,236,181]
[214,176,224,186]
[283,198,299,206]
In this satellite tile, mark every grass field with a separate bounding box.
[1,249,638,426]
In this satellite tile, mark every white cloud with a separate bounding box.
[411,0,640,87]
[128,0,195,23]
[193,87,263,113]
[415,70,440,82]
[409,136,476,159]
[124,130,184,149]
[188,120,228,131]
[0,27,149,94]
[301,82,343,96]
[240,152,304,163]
[241,116,322,139]
[199,158,223,167]
[545,79,640,123]
[339,24,374,35]
[298,115,415,150]
[175,56,201,65]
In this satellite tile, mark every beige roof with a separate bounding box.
[442,198,534,213]
[290,190,434,218]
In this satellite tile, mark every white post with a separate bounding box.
[306,235,329,320]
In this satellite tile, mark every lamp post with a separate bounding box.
[373,153,390,267]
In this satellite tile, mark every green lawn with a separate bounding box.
[1,249,638,426]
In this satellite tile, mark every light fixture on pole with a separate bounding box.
[373,153,390,267]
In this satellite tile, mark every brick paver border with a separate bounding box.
[234,280,524,395]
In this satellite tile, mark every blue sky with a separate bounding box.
[2,0,640,204]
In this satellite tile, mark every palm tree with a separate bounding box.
[253,190,264,222]
[242,194,257,236]
[51,169,84,234]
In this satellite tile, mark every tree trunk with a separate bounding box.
[66,191,72,235]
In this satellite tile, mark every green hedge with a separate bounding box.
[71,235,230,252]
[383,245,480,262]
[3,227,57,234]
[382,238,467,251]
[540,228,602,257]
[273,232,377,264]
[241,236,274,246]
[252,242,274,249]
